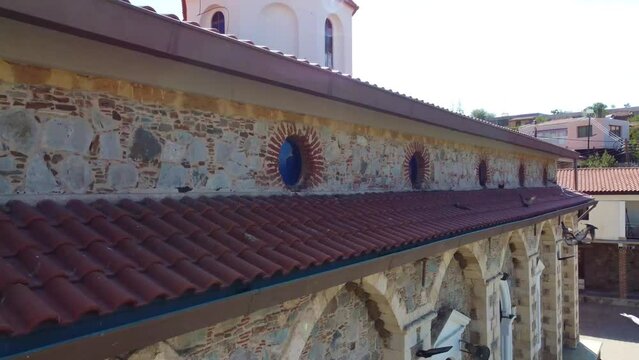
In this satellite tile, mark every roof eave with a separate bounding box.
[344,0,359,14]
[0,0,577,159]
[6,199,593,360]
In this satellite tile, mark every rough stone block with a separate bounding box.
[130,128,161,162]
[99,132,122,160]
[186,138,209,163]
[91,109,119,132]
[161,141,186,163]
[0,177,12,194]
[207,173,229,191]
[42,117,94,154]
[166,328,207,352]
[25,155,58,193]
[157,163,189,188]
[0,109,39,154]
[0,155,16,172]
[58,156,93,193]
[108,163,138,190]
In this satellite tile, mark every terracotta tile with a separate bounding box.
[0,188,591,337]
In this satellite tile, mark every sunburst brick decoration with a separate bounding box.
[403,142,431,189]
[518,162,526,187]
[265,122,324,190]
[476,155,492,188]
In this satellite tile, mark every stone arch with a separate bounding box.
[502,231,534,359]
[281,285,344,360]
[282,276,404,360]
[432,246,489,348]
[538,220,562,358]
[256,3,299,55]
[427,250,457,307]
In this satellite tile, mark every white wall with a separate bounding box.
[185,0,354,73]
[588,199,625,240]
[580,195,639,241]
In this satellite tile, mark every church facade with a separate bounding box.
[0,1,589,359]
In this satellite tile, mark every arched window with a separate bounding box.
[211,11,225,33]
[408,152,425,190]
[324,19,334,68]
[478,160,488,187]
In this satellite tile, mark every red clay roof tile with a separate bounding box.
[557,168,639,193]
[0,188,590,337]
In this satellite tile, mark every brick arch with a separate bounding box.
[281,276,405,360]
[280,285,344,360]
[431,246,490,347]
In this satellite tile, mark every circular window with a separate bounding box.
[278,137,303,187]
[478,160,488,187]
[408,153,425,189]
[519,163,526,187]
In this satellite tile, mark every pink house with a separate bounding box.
[519,117,629,151]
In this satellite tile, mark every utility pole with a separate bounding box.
[584,107,595,153]
[588,113,592,151]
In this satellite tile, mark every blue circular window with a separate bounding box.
[278,138,303,187]
[408,153,424,189]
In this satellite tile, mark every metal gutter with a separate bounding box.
[5,199,593,360]
[0,0,577,159]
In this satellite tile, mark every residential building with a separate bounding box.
[558,168,639,300]
[519,117,629,154]
[496,106,639,125]
[0,1,591,360]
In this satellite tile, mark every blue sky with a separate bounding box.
[131,0,639,115]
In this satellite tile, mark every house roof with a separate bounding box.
[0,188,590,346]
[557,168,639,194]
[0,0,577,159]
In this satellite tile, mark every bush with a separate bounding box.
[581,151,617,168]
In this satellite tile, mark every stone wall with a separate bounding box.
[0,61,556,197]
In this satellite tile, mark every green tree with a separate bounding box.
[624,103,631,108]
[534,115,549,123]
[550,109,566,115]
[471,109,495,120]
[590,102,608,118]
[581,151,617,168]
[629,115,639,123]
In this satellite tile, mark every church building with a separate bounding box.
[0,1,590,359]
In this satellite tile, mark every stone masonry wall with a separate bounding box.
[0,61,556,196]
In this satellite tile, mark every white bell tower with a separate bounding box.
[183,0,356,74]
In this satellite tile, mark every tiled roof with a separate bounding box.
[557,168,639,193]
[0,188,590,338]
